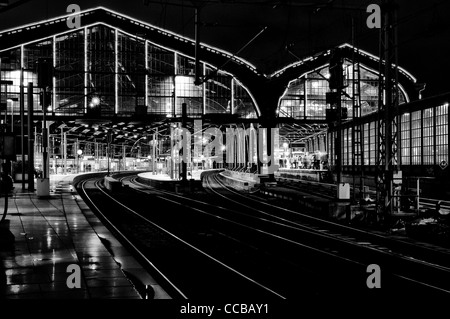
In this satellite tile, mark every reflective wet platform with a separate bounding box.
[0,175,167,299]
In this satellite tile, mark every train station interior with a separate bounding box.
[0,0,449,312]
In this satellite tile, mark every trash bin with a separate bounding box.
[36,178,50,197]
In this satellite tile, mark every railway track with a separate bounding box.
[202,172,450,294]
[75,172,450,300]
[276,176,450,212]
[130,173,450,296]
[275,176,340,200]
[75,175,287,300]
[221,172,450,250]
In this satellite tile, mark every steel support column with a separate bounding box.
[27,83,34,191]
[376,0,400,222]
[20,68,25,189]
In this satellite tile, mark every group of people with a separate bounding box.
[279,154,328,170]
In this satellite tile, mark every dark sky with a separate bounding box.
[1,0,449,97]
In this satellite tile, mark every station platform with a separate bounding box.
[135,169,219,192]
[0,175,166,299]
[138,169,203,181]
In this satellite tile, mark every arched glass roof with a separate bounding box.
[277,59,409,121]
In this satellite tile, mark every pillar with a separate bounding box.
[27,83,34,191]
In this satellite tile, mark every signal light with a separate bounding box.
[326,108,338,123]
[329,49,344,90]
[341,107,348,120]
[36,58,53,89]
[39,91,51,109]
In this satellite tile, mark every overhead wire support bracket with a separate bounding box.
[195,25,268,86]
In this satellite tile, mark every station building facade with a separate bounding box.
[0,7,447,182]
[0,18,258,120]
[0,7,261,174]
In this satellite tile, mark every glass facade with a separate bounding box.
[343,128,348,165]
[1,47,40,115]
[278,61,407,120]
[369,122,377,165]
[306,71,328,119]
[55,30,85,115]
[334,121,378,167]
[348,128,353,165]
[87,26,116,115]
[363,123,369,165]
[411,111,421,165]
[117,31,146,114]
[278,79,304,119]
[205,66,231,114]
[401,114,410,165]
[328,102,449,168]
[328,131,335,166]
[0,24,257,119]
[422,108,434,165]
[436,104,449,165]
[233,79,256,118]
[175,75,202,116]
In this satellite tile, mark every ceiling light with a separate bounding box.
[91,96,100,105]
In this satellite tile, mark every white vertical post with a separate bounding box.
[152,133,156,175]
[145,40,148,111]
[9,100,13,132]
[122,143,126,171]
[20,44,24,70]
[64,133,68,174]
[84,27,88,113]
[53,35,57,112]
[174,52,178,74]
[417,178,420,215]
[115,29,119,114]
[94,139,100,172]
[20,46,25,189]
[173,52,177,117]
[61,129,65,174]
[203,63,206,115]
[170,126,174,179]
[304,73,308,119]
[231,77,235,115]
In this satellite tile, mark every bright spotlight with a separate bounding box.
[92,96,100,105]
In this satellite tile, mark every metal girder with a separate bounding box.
[376,0,401,221]
[278,122,328,144]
